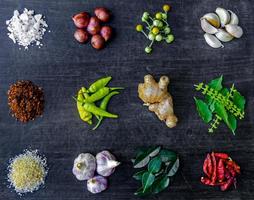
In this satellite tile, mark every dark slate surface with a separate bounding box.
[0,0,253,199]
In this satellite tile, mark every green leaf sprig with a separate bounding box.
[132,146,179,196]
[194,75,246,135]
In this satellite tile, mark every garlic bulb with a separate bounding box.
[87,176,108,194]
[215,7,230,27]
[200,18,218,34]
[215,29,234,42]
[72,153,96,181]
[96,151,120,177]
[225,24,243,38]
[204,33,224,48]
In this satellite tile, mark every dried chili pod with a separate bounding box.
[201,177,224,186]
[228,165,237,177]
[224,168,231,179]
[211,152,217,184]
[214,153,229,160]
[220,177,234,191]
[207,153,213,177]
[217,159,225,182]
[203,155,209,177]
[201,177,215,186]
[227,160,241,174]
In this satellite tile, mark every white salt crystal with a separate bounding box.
[34,14,42,21]
[6,8,48,49]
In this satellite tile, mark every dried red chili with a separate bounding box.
[220,177,234,191]
[217,159,225,182]
[228,165,237,177]
[227,160,241,174]
[201,177,215,186]
[224,168,231,179]
[201,152,240,191]
[214,153,229,160]
[211,152,217,184]
[203,154,209,177]
[7,80,44,122]
[207,153,213,177]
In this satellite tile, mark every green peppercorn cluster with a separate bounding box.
[136,5,174,54]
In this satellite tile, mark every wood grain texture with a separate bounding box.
[0,0,253,199]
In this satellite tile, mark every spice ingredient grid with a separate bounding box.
[0,1,253,199]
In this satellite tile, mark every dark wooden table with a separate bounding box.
[0,0,253,199]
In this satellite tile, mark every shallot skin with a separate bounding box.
[74,29,89,43]
[87,17,101,35]
[72,12,90,28]
[91,34,105,50]
[94,7,111,22]
[100,26,113,42]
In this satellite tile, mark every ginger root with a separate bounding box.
[138,75,178,128]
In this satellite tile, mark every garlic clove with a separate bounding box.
[200,18,218,34]
[228,10,239,25]
[96,150,120,177]
[202,13,220,28]
[225,24,243,38]
[215,29,234,42]
[204,33,224,48]
[72,153,96,181]
[215,7,230,27]
[87,176,108,194]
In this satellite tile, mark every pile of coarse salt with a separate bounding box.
[6,8,49,50]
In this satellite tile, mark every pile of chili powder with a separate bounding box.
[8,80,44,122]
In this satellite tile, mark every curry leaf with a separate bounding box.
[159,150,177,163]
[134,187,151,196]
[148,157,162,173]
[167,157,180,177]
[134,154,150,169]
[194,97,212,123]
[133,146,161,168]
[148,146,161,157]
[152,176,170,194]
[142,172,155,192]
[133,170,147,181]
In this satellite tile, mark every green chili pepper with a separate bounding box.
[77,88,92,124]
[88,76,112,93]
[110,87,125,90]
[85,87,110,103]
[93,91,119,130]
[83,103,118,118]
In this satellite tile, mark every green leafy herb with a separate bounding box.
[133,146,161,168]
[167,158,179,177]
[194,98,212,123]
[142,172,155,192]
[152,176,170,194]
[159,149,177,162]
[132,146,179,196]
[194,76,246,134]
[148,157,162,173]
[133,170,147,181]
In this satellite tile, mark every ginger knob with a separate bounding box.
[138,74,178,128]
